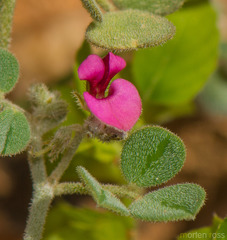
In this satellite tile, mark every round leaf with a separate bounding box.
[121,126,185,187]
[0,101,30,156]
[129,184,206,222]
[112,0,185,16]
[0,49,19,93]
[86,9,175,51]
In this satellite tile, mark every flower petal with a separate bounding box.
[84,79,142,131]
[99,53,126,93]
[78,55,105,95]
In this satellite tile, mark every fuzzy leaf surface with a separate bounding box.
[132,3,219,105]
[121,126,185,187]
[112,0,185,16]
[0,101,30,156]
[80,0,103,22]
[77,166,129,215]
[86,9,175,51]
[129,184,206,222]
[0,48,19,94]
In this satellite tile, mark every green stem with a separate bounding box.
[55,182,140,200]
[0,0,16,49]
[24,124,86,240]
[23,183,54,240]
[54,182,87,195]
[48,126,85,183]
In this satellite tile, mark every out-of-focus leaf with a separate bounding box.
[178,227,212,240]
[215,218,227,240]
[177,214,224,240]
[43,202,134,240]
[198,72,227,115]
[112,0,185,16]
[132,3,219,105]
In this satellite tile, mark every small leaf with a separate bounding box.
[121,126,185,187]
[77,166,130,216]
[81,0,103,22]
[86,9,175,51]
[0,48,19,94]
[112,0,185,16]
[129,184,206,222]
[0,101,30,156]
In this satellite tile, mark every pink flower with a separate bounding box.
[78,52,142,131]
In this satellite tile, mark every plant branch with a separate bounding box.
[23,183,54,240]
[0,0,16,49]
[54,182,140,200]
[48,125,85,183]
[28,138,47,184]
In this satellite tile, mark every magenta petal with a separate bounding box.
[78,55,105,91]
[84,79,142,131]
[100,53,126,92]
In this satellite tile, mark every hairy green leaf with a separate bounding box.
[0,48,19,94]
[121,126,185,187]
[112,0,185,16]
[129,184,206,222]
[86,9,175,51]
[80,0,103,22]
[77,166,129,215]
[132,3,219,105]
[0,101,30,156]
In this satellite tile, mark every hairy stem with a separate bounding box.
[55,182,140,200]
[23,183,54,240]
[48,125,85,183]
[28,136,47,184]
[24,123,85,240]
[0,0,16,49]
